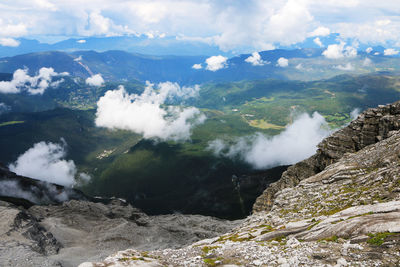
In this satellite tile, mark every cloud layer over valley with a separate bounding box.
[95,82,206,141]
[208,112,331,169]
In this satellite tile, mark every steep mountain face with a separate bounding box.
[82,101,400,266]
[0,165,241,267]
[253,100,400,212]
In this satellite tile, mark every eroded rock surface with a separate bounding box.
[0,198,240,267]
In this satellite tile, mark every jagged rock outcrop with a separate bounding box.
[0,198,240,267]
[0,161,241,267]
[83,102,400,266]
[253,101,400,212]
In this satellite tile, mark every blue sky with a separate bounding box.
[0,0,400,53]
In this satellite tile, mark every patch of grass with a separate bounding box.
[248,119,285,130]
[367,232,395,246]
[203,257,223,266]
[260,225,274,235]
[307,220,321,230]
[0,120,24,127]
[202,246,221,254]
[347,212,374,220]
[319,235,339,243]
[216,233,255,243]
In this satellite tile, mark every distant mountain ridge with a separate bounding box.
[0,36,230,58]
[0,47,393,85]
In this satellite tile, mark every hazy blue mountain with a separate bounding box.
[0,36,231,58]
[0,48,399,86]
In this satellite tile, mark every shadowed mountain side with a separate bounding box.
[0,163,88,207]
[88,139,288,220]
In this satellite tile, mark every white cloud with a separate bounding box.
[245,52,269,66]
[0,1,400,52]
[74,55,83,61]
[95,82,206,141]
[308,26,331,37]
[192,63,202,69]
[384,48,399,56]
[205,55,228,71]
[0,67,67,94]
[77,39,86,43]
[350,108,361,120]
[365,47,373,53]
[363,57,372,66]
[313,37,323,47]
[85,74,104,86]
[9,140,78,187]
[334,62,354,71]
[0,38,20,47]
[277,57,289,67]
[208,112,331,169]
[77,172,91,186]
[0,102,10,114]
[322,42,357,59]
[0,19,27,37]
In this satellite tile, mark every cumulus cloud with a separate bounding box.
[192,63,202,70]
[313,37,323,47]
[0,18,27,37]
[322,42,357,59]
[366,47,373,54]
[0,67,67,94]
[205,55,228,71]
[363,57,373,66]
[208,112,331,169]
[308,26,331,37]
[245,52,269,66]
[0,38,20,47]
[9,140,79,187]
[95,82,206,141]
[277,57,289,67]
[384,48,399,56]
[85,74,104,86]
[1,2,400,52]
[350,108,361,120]
[0,102,10,114]
[335,62,354,71]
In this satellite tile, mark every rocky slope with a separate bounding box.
[81,102,400,266]
[253,101,400,212]
[0,167,241,267]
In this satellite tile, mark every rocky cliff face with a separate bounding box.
[82,101,400,266]
[0,198,240,267]
[253,101,400,212]
[0,166,241,267]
